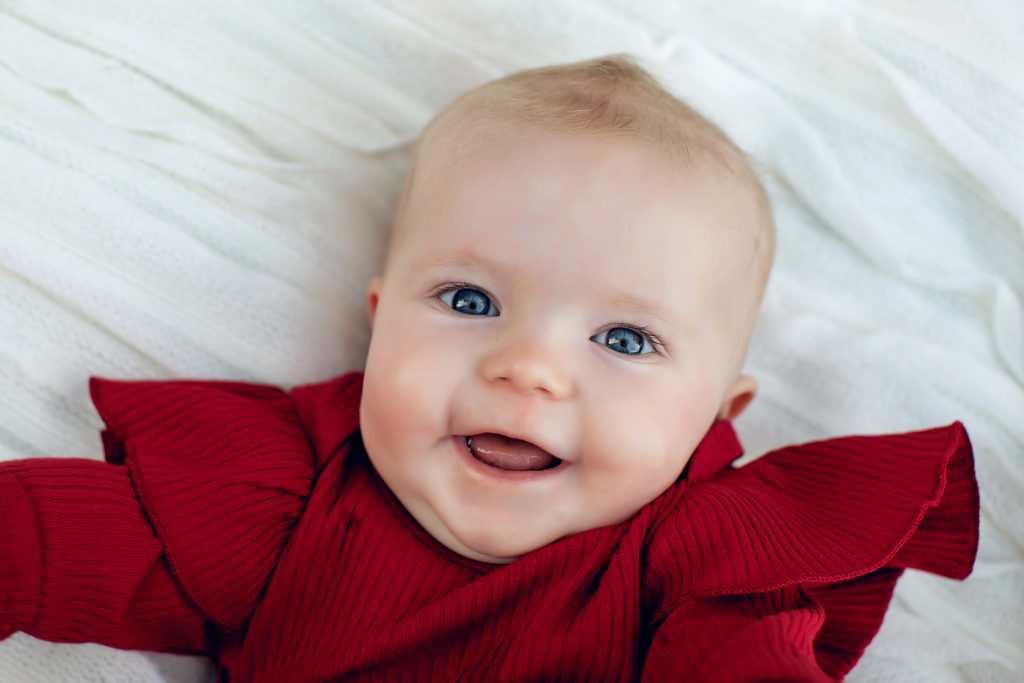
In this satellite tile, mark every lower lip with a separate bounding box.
[452,436,566,483]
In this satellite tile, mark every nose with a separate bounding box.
[479,332,574,400]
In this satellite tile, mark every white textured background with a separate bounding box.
[1,1,1021,680]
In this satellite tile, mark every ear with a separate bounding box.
[716,374,757,422]
[366,276,383,325]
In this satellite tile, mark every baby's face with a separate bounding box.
[360,127,759,564]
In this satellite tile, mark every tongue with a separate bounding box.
[468,434,557,471]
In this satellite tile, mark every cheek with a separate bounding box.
[582,375,713,497]
[360,305,466,450]
[367,301,442,381]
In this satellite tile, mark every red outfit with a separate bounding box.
[0,373,978,682]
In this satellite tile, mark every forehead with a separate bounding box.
[399,127,756,289]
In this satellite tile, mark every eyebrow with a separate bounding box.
[409,252,513,278]
[606,292,685,335]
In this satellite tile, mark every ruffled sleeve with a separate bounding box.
[90,376,318,635]
[642,421,979,680]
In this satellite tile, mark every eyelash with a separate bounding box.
[430,282,498,306]
[429,282,666,356]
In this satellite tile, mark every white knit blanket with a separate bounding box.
[1,1,1021,681]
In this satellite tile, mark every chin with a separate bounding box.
[452,528,546,565]
[459,537,526,565]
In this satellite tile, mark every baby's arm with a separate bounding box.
[641,422,978,681]
[0,457,214,653]
[0,374,322,657]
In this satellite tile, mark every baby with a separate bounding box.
[360,55,771,565]
[0,57,978,682]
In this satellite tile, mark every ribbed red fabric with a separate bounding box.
[0,372,979,682]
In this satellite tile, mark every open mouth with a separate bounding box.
[464,434,562,471]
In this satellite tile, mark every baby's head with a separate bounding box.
[359,56,774,564]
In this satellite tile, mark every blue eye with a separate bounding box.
[591,327,654,355]
[440,287,498,317]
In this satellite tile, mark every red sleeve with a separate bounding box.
[0,375,320,654]
[642,421,979,679]
[0,458,212,653]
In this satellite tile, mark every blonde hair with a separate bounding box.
[394,55,774,300]
[427,56,747,169]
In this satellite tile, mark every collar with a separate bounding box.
[290,372,365,471]
[684,420,745,483]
